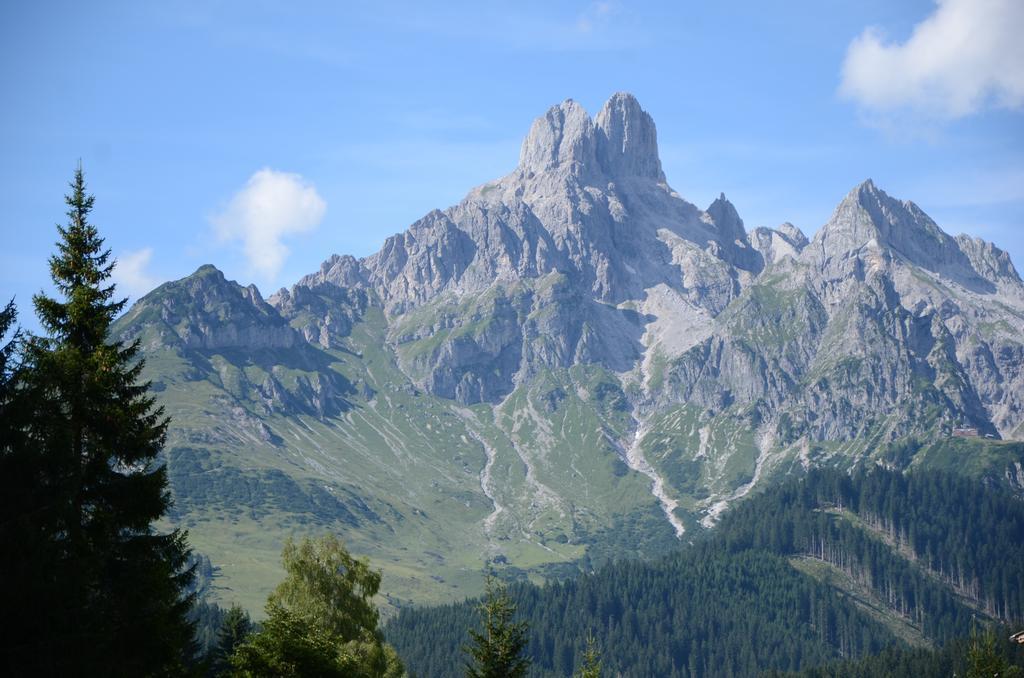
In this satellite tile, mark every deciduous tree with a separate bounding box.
[231,535,403,677]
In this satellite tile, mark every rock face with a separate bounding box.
[750,223,808,268]
[127,92,1024,454]
[115,93,1024,607]
[116,265,352,419]
[116,264,298,351]
[277,94,767,405]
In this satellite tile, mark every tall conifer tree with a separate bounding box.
[464,575,531,678]
[1,166,194,675]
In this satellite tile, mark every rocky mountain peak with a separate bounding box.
[115,264,297,351]
[805,179,1023,304]
[750,222,809,267]
[955,234,1022,284]
[517,93,664,182]
[518,98,598,177]
[594,92,665,181]
[707,193,745,245]
[776,222,809,249]
[810,180,962,278]
[827,179,949,250]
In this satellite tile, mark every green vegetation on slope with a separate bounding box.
[386,467,1024,677]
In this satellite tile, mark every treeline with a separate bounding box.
[386,467,1024,677]
[388,547,895,677]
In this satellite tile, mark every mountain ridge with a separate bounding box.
[113,92,1024,611]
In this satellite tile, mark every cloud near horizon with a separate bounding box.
[212,168,326,280]
[111,247,159,300]
[840,0,1024,120]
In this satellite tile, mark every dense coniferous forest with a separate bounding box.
[715,467,1024,626]
[766,629,1024,677]
[385,468,1024,677]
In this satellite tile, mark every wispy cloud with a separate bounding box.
[840,0,1024,122]
[112,247,159,300]
[211,169,326,280]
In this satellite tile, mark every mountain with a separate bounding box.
[112,93,1024,612]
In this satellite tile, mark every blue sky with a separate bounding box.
[2,1,1022,331]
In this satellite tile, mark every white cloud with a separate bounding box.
[112,247,159,299]
[212,168,326,279]
[840,0,1024,119]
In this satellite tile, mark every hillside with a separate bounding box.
[112,93,1024,610]
[384,467,1024,677]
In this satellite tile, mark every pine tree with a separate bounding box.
[967,630,1022,678]
[0,298,18,388]
[1,166,195,675]
[0,297,21,454]
[214,605,254,673]
[0,298,45,673]
[464,575,531,678]
[575,633,602,678]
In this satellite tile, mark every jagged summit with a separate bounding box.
[594,92,665,181]
[808,179,1019,292]
[119,263,296,351]
[706,193,745,245]
[818,178,948,252]
[518,98,597,177]
[518,92,664,182]
[775,222,808,248]
[750,222,808,268]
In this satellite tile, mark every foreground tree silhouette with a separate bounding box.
[0,167,194,675]
[230,535,403,677]
[464,575,530,678]
[0,298,21,458]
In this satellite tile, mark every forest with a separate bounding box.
[385,467,1024,676]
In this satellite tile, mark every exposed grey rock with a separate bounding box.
[116,264,298,350]
[270,281,369,349]
[273,94,763,403]
[954,234,1022,286]
[594,92,665,181]
[706,194,762,273]
[750,223,808,267]
[239,98,1024,443]
[519,99,599,180]
[804,180,998,300]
